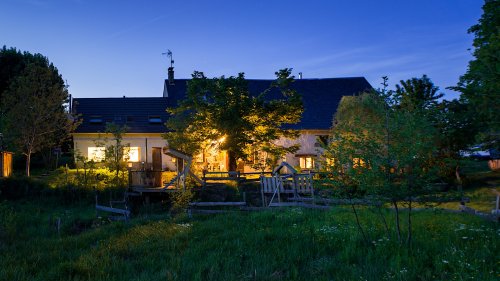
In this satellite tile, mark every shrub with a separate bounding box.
[0,176,49,200]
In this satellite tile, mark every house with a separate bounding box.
[71,72,372,172]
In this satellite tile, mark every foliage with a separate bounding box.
[325,88,439,246]
[393,74,444,112]
[164,69,303,171]
[0,176,49,200]
[169,189,194,215]
[0,46,54,114]
[94,123,130,187]
[451,0,500,150]
[0,199,498,280]
[0,47,78,176]
[49,166,128,191]
[0,168,128,205]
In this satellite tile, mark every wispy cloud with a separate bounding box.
[16,0,48,6]
[297,46,377,68]
[109,15,166,39]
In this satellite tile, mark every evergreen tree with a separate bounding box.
[452,0,500,149]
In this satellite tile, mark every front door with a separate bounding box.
[152,147,162,187]
[152,147,162,171]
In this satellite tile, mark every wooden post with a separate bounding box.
[309,171,315,205]
[276,177,281,204]
[495,191,499,215]
[260,176,265,207]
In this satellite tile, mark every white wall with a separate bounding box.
[277,130,328,169]
[73,133,177,171]
[74,130,329,171]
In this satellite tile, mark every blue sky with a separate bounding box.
[1,0,483,100]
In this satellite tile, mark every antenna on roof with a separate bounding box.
[162,50,174,68]
[162,50,175,85]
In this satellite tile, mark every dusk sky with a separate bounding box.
[1,0,484,100]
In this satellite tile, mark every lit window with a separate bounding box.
[123,147,140,162]
[352,158,365,168]
[299,156,314,169]
[326,158,335,166]
[88,147,105,162]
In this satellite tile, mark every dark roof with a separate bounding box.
[72,97,171,133]
[165,77,372,130]
[74,77,372,133]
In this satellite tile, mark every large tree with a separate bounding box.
[452,0,500,149]
[393,75,443,112]
[2,49,76,176]
[164,69,303,171]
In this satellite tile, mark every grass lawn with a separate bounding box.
[1,197,498,281]
[424,162,499,213]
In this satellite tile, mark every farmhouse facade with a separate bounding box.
[72,76,372,172]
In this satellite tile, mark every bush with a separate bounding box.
[0,176,49,200]
[49,167,128,190]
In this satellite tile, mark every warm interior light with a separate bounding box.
[123,147,140,162]
[88,147,105,162]
[218,136,226,143]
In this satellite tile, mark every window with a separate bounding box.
[148,116,162,124]
[299,156,314,169]
[352,158,366,168]
[123,147,140,162]
[89,116,103,124]
[326,158,335,166]
[88,147,105,162]
[126,116,134,123]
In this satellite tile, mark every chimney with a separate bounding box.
[168,66,174,85]
[298,72,303,79]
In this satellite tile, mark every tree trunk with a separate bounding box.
[407,198,412,249]
[407,177,413,248]
[228,151,237,172]
[349,195,369,244]
[455,164,464,203]
[377,205,391,239]
[25,153,31,177]
[392,200,402,244]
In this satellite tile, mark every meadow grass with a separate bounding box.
[0,197,498,281]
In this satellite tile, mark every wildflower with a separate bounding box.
[177,223,192,228]
[442,260,449,264]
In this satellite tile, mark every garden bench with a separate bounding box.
[260,172,315,207]
[95,191,130,221]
